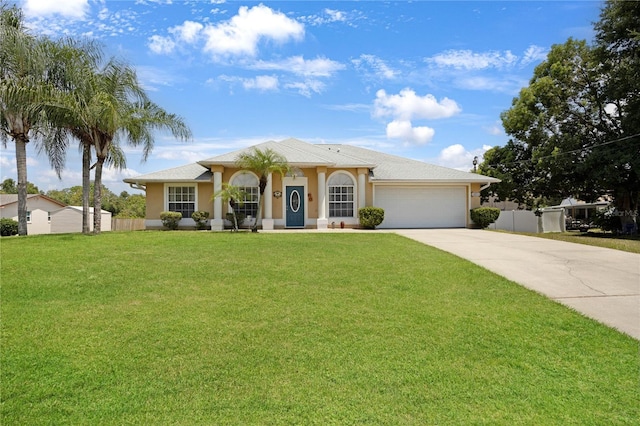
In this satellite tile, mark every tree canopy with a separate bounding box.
[480,0,639,231]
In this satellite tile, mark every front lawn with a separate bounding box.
[511,230,640,254]
[1,232,638,424]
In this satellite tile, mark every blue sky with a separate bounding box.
[2,0,603,194]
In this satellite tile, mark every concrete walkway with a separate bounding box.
[395,229,640,340]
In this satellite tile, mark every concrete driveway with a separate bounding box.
[395,229,640,340]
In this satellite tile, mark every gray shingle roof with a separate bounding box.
[198,138,375,168]
[124,162,212,184]
[321,144,499,183]
[125,138,499,184]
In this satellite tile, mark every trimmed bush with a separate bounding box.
[359,207,385,229]
[470,207,500,229]
[1,218,18,236]
[192,211,210,230]
[160,211,182,230]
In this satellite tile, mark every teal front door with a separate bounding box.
[286,186,305,227]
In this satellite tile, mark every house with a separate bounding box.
[50,206,112,234]
[0,194,66,235]
[124,138,500,230]
[0,194,112,235]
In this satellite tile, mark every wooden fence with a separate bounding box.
[111,218,145,231]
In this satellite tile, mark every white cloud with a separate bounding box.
[170,20,204,43]
[202,4,304,58]
[243,75,279,91]
[23,0,89,19]
[428,49,518,70]
[303,8,348,26]
[373,88,461,145]
[352,54,399,80]
[148,35,176,55]
[373,88,461,121]
[251,56,345,77]
[521,45,547,65]
[325,9,346,22]
[284,80,325,97]
[386,120,435,145]
[437,144,492,171]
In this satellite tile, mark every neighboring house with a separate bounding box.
[551,198,610,224]
[50,207,112,234]
[0,194,66,235]
[124,138,500,230]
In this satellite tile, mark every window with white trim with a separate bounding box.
[167,186,196,218]
[328,173,355,217]
[26,211,32,223]
[231,173,259,218]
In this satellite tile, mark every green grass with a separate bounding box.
[507,230,640,254]
[1,232,638,424]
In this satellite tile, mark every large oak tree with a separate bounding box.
[480,0,639,230]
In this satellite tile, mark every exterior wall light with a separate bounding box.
[273,190,282,198]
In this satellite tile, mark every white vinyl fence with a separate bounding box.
[488,208,566,233]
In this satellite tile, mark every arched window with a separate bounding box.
[231,173,259,218]
[328,173,355,217]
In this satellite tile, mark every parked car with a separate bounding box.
[566,219,590,232]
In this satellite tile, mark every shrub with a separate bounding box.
[192,211,210,230]
[160,211,182,230]
[592,207,622,233]
[358,207,385,229]
[470,207,500,228]
[1,218,18,236]
[225,212,245,228]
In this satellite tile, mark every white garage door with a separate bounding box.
[375,186,467,229]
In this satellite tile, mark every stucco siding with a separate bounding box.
[145,183,164,219]
[197,183,214,215]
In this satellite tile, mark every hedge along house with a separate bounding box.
[124,138,500,230]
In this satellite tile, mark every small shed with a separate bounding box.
[50,207,112,234]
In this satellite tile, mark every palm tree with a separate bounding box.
[50,58,191,234]
[0,5,49,235]
[213,183,247,232]
[235,147,289,232]
[40,38,103,234]
[89,64,191,233]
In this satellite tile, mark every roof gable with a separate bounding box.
[124,162,212,183]
[0,194,67,208]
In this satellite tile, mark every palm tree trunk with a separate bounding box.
[82,143,91,234]
[93,156,105,234]
[252,190,264,232]
[15,135,28,236]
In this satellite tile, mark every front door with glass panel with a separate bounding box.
[286,186,305,227]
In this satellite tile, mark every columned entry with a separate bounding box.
[286,186,305,228]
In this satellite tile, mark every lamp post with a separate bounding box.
[472,156,478,173]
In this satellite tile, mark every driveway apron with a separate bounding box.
[395,229,640,340]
